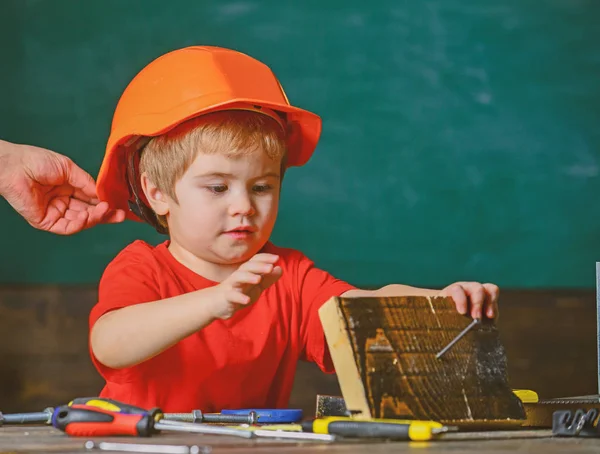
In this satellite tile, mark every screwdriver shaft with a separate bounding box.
[155,420,254,439]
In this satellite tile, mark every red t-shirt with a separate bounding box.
[89,240,355,412]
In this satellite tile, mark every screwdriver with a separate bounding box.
[52,404,253,439]
[69,398,259,424]
[0,400,150,427]
[0,407,54,425]
[301,417,455,441]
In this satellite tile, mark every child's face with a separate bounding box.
[166,149,281,266]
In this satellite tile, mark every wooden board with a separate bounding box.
[319,296,526,425]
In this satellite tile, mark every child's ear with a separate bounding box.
[141,172,169,216]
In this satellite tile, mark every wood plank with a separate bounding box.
[319,295,526,425]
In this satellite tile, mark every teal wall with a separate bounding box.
[1,0,599,287]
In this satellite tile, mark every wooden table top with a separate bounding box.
[2,426,600,454]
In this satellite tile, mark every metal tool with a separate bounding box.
[165,409,258,424]
[220,408,302,423]
[53,404,255,439]
[225,423,335,441]
[84,440,211,454]
[302,417,455,441]
[552,409,600,437]
[435,318,481,359]
[254,429,336,441]
[0,407,53,425]
[71,397,259,425]
[155,419,254,438]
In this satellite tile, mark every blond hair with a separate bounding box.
[139,110,287,230]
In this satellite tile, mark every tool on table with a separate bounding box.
[552,409,600,437]
[220,408,303,423]
[234,423,303,432]
[58,404,332,443]
[302,417,455,441]
[53,404,254,439]
[227,423,335,441]
[0,407,53,425]
[435,318,481,359]
[85,440,211,454]
[253,429,335,441]
[513,389,539,404]
[70,398,258,425]
[165,409,258,424]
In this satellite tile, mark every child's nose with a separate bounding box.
[229,193,256,217]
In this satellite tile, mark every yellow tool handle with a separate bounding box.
[319,416,443,428]
[68,397,147,414]
[306,417,445,441]
[512,389,539,403]
[311,418,437,441]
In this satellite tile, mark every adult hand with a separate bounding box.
[0,140,125,235]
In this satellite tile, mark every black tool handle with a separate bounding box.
[326,421,411,439]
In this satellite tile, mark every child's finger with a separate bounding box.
[239,260,274,275]
[249,253,280,264]
[231,270,262,286]
[465,284,486,319]
[227,290,251,305]
[271,265,283,278]
[483,283,500,318]
[259,266,283,290]
[444,284,468,315]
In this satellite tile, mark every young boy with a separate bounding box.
[91,46,499,413]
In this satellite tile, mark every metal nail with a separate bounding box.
[436,318,481,359]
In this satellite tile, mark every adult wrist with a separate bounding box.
[0,140,18,196]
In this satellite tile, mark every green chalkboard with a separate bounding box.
[1,0,599,287]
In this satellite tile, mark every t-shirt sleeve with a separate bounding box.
[295,252,356,373]
[89,241,161,384]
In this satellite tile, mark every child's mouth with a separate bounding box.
[224,226,257,239]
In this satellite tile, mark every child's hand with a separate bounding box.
[440,282,499,319]
[210,253,283,320]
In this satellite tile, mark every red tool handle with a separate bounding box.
[52,404,155,437]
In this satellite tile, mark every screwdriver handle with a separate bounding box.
[69,397,147,414]
[304,419,434,441]
[327,420,412,439]
[52,404,155,437]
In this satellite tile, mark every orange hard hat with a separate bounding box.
[96,45,322,229]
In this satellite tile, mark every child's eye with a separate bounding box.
[206,185,227,194]
[253,184,273,193]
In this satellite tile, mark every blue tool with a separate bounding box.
[221,408,303,423]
